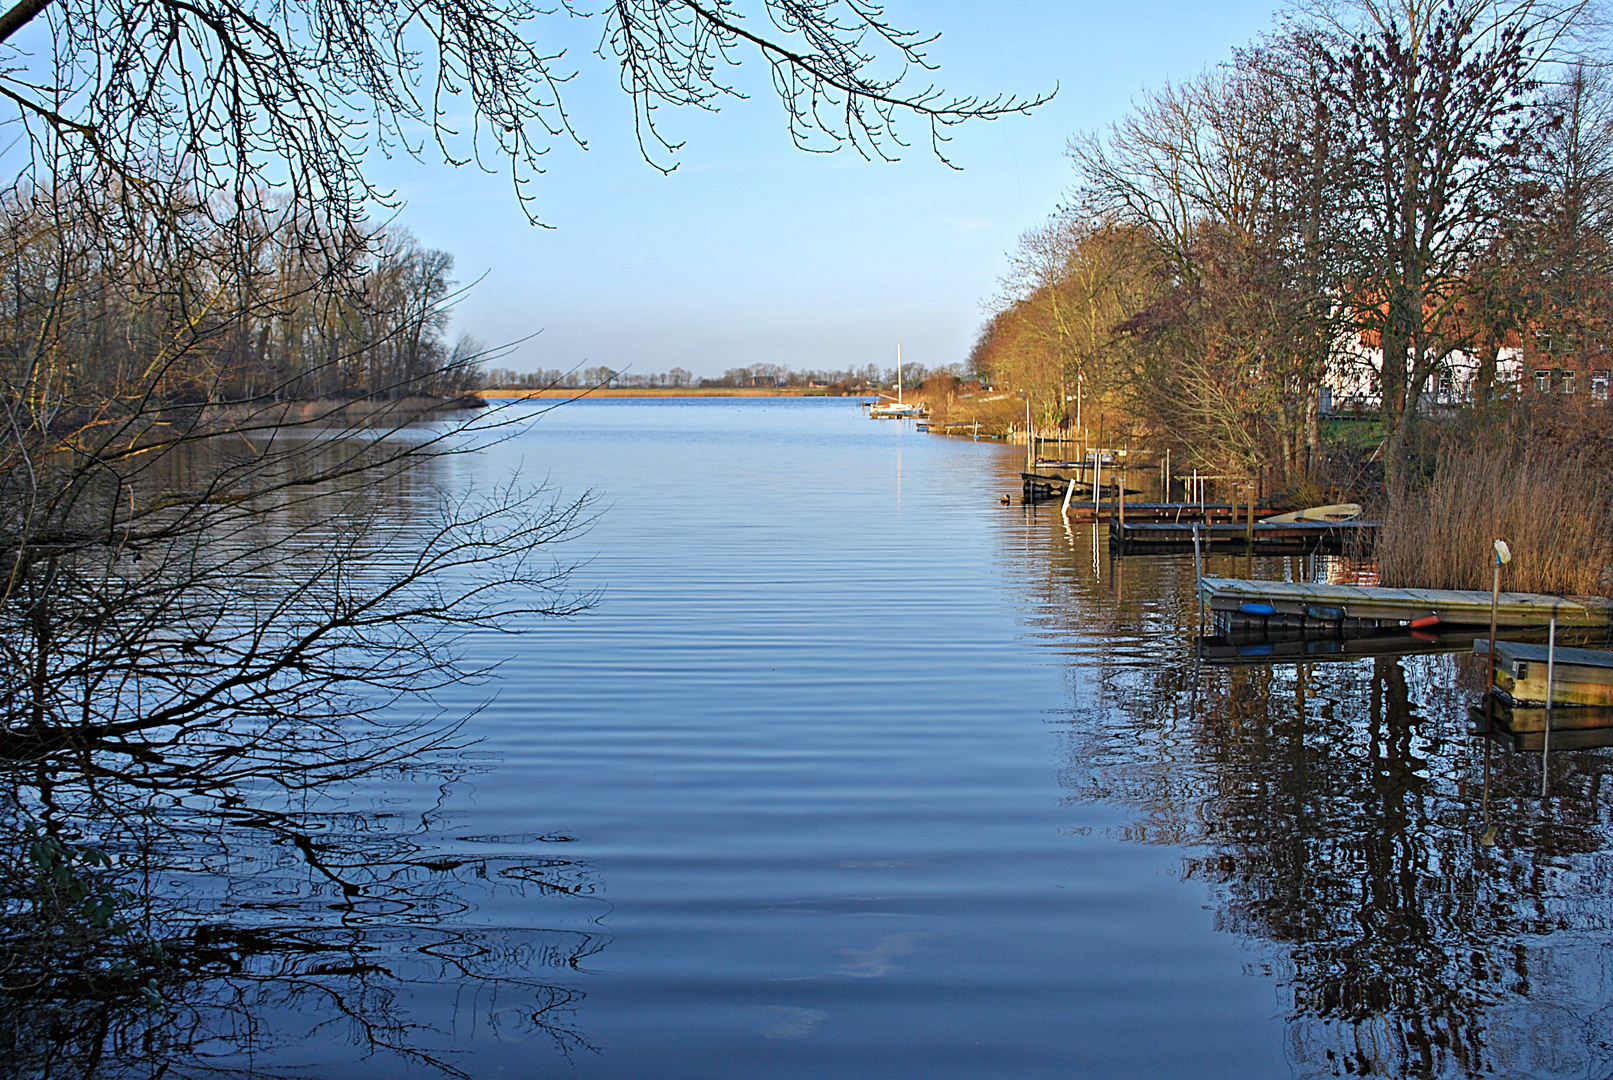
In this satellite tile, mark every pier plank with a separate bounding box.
[1199,576,1613,629]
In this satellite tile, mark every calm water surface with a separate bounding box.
[116,399,1613,1077]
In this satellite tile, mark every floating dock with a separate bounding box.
[1114,519,1374,554]
[1063,501,1243,524]
[1475,639,1613,707]
[1021,472,1146,504]
[1200,576,1613,634]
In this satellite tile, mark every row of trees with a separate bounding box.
[0,190,479,410]
[482,361,965,391]
[976,0,1613,489]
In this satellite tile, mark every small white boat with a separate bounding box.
[867,344,929,419]
[869,400,927,419]
[1262,503,1363,524]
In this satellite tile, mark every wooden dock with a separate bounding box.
[1113,519,1374,554]
[1020,472,1146,504]
[1200,576,1613,634]
[1475,639,1613,707]
[1063,501,1243,524]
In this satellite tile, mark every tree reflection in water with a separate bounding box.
[1,757,609,1077]
[1031,537,1613,1080]
[0,431,605,1078]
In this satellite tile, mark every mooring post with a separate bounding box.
[1094,452,1102,517]
[1542,616,1557,799]
[1244,482,1254,549]
[1193,523,1205,637]
[1024,395,1032,473]
[1485,541,1509,721]
[1060,466,1077,517]
[1484,539,1512,830]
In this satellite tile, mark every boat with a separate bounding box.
[1261,503,1362,524]
[867,344,929,419]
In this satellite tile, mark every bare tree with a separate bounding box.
[0,0,1047,234]
[1321,0,1584,479]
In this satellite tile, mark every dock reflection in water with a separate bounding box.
[1020,510,1613,1079]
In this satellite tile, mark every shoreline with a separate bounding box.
[479,387,847,399]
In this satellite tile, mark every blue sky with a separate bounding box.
[374,0,1281,379]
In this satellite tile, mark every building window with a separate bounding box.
[1562,371,1577,395]
[1535,369,1552,393]
[1593,371,1610,400]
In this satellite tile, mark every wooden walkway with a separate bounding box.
[1200,576,1613,633]
[1114,520,1374,554]
[1476,639,1613,707]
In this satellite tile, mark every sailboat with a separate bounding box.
[867,344,929,419]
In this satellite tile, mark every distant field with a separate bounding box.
[478,387,843,399]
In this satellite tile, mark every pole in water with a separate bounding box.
[1542,616,1557,799]
[1483,538,1509,844]
[1094,451,1102,517]
[1192,523,1205,637]
[1024,395,1032,473]
[1060,466,1077,517]
[1244,481,1254,548]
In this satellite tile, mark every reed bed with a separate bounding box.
[1378,444,1613,595]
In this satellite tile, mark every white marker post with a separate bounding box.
[1542,616,1557,799]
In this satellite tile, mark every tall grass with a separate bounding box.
[1378,442,1613,595]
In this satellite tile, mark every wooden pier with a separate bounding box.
[1062,501,1243,524]
[1476,639,1613,707]
[1020,472,1146,504]
[1200,576,1613,634]
[1113,519,1374,554]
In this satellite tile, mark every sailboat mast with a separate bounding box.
[897,344,903,404]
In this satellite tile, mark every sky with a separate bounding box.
[371,0,1284,380]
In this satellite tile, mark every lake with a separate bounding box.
[32,397,1613,1079]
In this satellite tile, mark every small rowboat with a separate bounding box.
[1262,503,1362,524]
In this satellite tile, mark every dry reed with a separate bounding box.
[1378,444,1613,595]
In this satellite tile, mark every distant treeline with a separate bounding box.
[482,361,965,391]
[0,191,479,410]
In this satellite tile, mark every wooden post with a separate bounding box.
[1193,523,1205,637]
[1244,483,1254,548]
[1485,540,1510,818]
[1543,617,1557,798]
[1024,395,1032,473]
[1094,452,1102,517]
[1485,557,1502,701]
[1118,470,1126,531]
